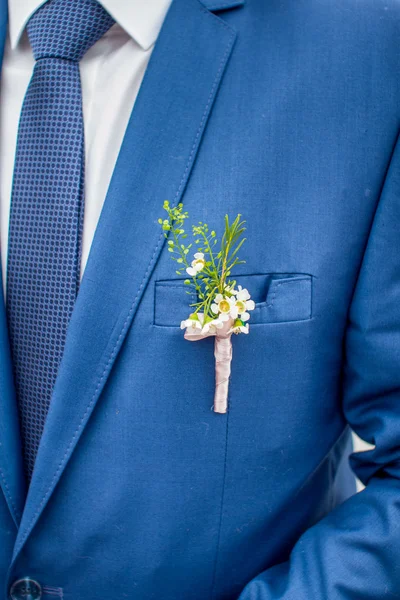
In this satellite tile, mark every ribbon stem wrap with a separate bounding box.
[184,317,233,413]
[213,333,232,413]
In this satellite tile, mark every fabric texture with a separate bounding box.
[0,0,398,597]
[6,0,114,482]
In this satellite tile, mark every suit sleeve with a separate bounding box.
[238,133,400,600]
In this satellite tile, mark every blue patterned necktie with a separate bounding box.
[6,0,115,483]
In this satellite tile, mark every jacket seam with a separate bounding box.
[344,125,400,320]
[210,403,231,600]
[0,465,19,524]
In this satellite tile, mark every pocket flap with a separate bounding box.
[262,275,312,323]
[154,273,312,327]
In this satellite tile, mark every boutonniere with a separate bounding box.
[159,201,255,413]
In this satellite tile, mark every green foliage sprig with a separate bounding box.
[159,201,247,321]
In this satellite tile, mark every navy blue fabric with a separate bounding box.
[0,0,399,597]
[6,0,114,482]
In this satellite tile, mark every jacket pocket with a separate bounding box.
[154,273,313,327]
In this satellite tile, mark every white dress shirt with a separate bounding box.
[0,0,172,296]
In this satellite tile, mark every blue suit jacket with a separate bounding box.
[1,0,400,597]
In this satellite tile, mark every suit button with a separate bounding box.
[9,579,42,600]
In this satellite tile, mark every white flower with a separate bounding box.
[232,286,255,322]
[211,293,238,320]
[235,285,250,300]
[224,283,235,294]
[229,319,249,335]
[186,252,205,277]
[201,318,224,335]
[180,313,202,331]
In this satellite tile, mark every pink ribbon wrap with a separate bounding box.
[184,319,233,413]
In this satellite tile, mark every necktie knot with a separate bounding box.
[27,0,115,62]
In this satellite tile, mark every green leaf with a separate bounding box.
[228,237,246,261]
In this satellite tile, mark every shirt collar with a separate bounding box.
[8,0,172,51]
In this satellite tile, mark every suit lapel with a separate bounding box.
[0,0,27,528]
[12,0,238,561]
[0,263,26,527]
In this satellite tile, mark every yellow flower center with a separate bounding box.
[193,258,205,268]
[218,299,231,313]
[235,300,246,313]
